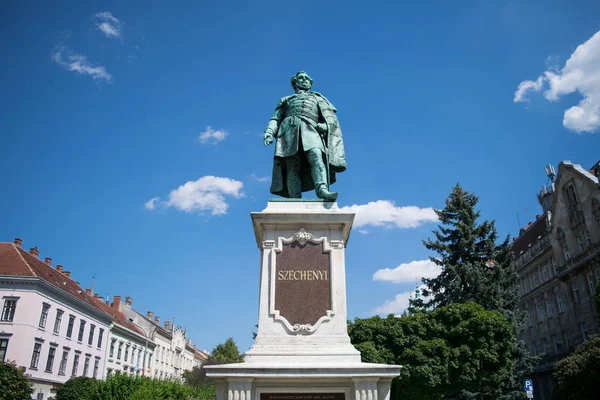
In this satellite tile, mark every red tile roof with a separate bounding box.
[512,214,548,256]
[0,242,143,336]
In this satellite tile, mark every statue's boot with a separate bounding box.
[307,149,338,201]
[285,156,302,198]
[316,184,338,201]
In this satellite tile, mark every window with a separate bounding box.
[577,236,584,252]
[78,320,86,342]
[83,356,90,376]
[581,321,589,341]
[88,324,95,345]
[553,334,561,353]
[588,273,596,295]
[110,340,115,358]
[524,277,530,292]
[59,350,68,375]
[566,184,578,205]
[563,244,570,261]
[71,354,80,376]
[53,310,63,334]
[37,393,44,400]
[541,263,548,281]
[93,358,99,378]
[39,303,50,328]
[556,293,565,313]
[564,330,571,348]
[585,230,592,247]
[542,338,550,354]
[30,343,42,368]
[117,343,123,360]
[97,328,104,348]
[45,347,56,372]
[66,315,75,338]
[551,256,557,275]
[572,282,581,304]
[531,342,537,356]
[536,303,543,322]
[532,269,539,286]
[1,299,17,322]
[125,345,129,362]
[546,298,553,318]
[0,339,8,362]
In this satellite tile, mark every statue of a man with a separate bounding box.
[264,71,347,201]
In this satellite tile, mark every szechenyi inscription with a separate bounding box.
[274,241,331,327]
[260,393,344,400]
[278,269,328,281]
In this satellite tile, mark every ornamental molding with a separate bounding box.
[268,228,337,335]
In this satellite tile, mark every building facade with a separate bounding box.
[513,160,600,400]
[0,240,112,400]
[118,299,207,380]
[0,238,208,398]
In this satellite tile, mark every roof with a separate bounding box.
[0,241,143,336]
[559,160,599,184]
[512,213,548,256]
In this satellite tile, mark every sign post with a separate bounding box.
[524,379,533,399]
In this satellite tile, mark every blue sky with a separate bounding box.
[1,0,600,353]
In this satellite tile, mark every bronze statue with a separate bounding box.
[264,71,347,201]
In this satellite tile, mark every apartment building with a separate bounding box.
[513,160,600,400]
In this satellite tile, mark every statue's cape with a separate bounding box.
[270,92,347,198]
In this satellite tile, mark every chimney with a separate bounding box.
[94,293,99,299]
[125,297,133,306]
[14,238,22,247]
[29,247,39,258]
[164,321,171,330]
[63,271,71,277]
[56,265,63,272]
[147,311,153,320]
[45,257,52,266]
[75,281,80,286]
[154,316,160,324]
[113,295,121,310]
[85,289,91,295]
[536,214,540,220]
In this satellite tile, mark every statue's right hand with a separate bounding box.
[264,133,274,146]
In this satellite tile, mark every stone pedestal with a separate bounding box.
[206,200,400,400]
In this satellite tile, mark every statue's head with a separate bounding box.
[291,71,313,92]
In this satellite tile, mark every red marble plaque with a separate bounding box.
[275,241,331,326]
[261,393,345,400]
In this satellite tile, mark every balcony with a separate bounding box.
[557,243,600,277]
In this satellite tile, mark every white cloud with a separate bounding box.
[514,30,600,133]
[373,259,441,284]
[95,12,122,39]
[52,46,113,82]
[250,173,269,183]
[144,197,160,210]
[198,127,228,145]
[148,176,244,216]
[340,200,437,229]
[514,76,544,102]
[358,229,370,235]
[373,285,430,316]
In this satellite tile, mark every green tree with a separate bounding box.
[412,184,531,398]
[0,360,33,400]
[55,377,100,400]
[348,303,516,400]
[553,336,600,400]
[211,337,244,363]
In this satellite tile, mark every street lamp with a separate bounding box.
[128,318,149,376]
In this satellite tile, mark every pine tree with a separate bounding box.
[418,183,498,309]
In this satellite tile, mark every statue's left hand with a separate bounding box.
[317,123,327,135]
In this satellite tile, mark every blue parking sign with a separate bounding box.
[524,379,533,391]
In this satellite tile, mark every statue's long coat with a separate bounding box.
[269,92,347,198]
